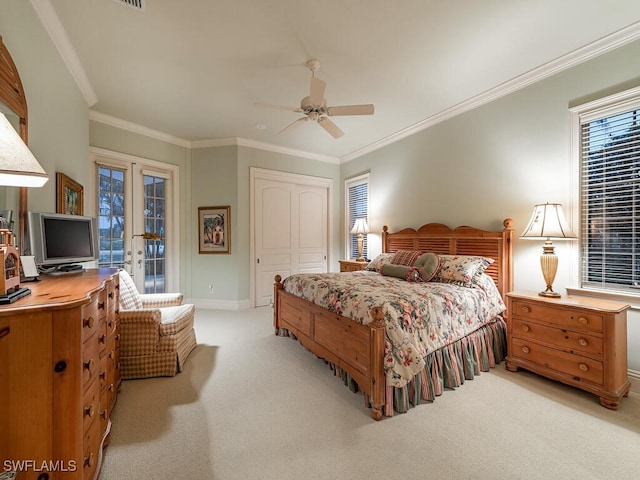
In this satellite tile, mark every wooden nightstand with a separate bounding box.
[505,291,630,410]
[339,259,368,272]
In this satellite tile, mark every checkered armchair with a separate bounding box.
[118,269,197,379]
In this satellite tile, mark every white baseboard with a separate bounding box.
[629,369,640,394]
[188,298,251,310]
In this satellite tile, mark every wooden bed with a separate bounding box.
[273,219,514,420]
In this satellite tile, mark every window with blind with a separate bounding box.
[575,90,640,293]
[345,174,369,260]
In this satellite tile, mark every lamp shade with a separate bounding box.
[0,112,48,187]
[520,203,576,239]
[350,218,370,235]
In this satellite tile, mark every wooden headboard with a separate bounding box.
[382,218,514,300]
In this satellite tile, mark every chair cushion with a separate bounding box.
[159,304,195,336]
[119,270,143,310]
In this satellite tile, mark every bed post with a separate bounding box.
[273,275,283,335]
[369,306,386,421]
[381,226,389,253]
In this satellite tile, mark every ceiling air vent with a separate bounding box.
[113,0,145,11]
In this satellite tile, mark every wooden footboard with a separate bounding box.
[274,275,386,420]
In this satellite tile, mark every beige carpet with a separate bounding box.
[102,307,640,480]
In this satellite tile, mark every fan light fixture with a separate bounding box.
[520,203,576,297]
[0,112,48,187]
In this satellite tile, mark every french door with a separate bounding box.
[94,148,179,293]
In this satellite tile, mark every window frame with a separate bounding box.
[345,173,370,261]
[568,85,640,305]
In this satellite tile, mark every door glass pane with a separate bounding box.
[98,167,126,268]
[143,174,166,293]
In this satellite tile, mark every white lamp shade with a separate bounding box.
[0,112,48,187]
[350,218,370,234]
[521,203,576,239]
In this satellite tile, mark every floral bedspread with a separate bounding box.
[282,271,506,388]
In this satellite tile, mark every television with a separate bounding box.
[27,211,99,271]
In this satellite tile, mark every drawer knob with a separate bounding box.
[522,325,530,332]
[578,317,588,325]
[101,409,108,420]
[521,306,531,313]
[98,301,106,310]
[83,316,95,329]
[99,334,106,344]
[578,338,588,347]
[108,383,115,392]
[84,404,95,418]
[99,370,107,380]
[84,453,95,468]
[83,358,95,373]
[579,363,589,372]
[521,346,530,354]
[108,350,115,360]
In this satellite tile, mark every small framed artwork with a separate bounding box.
[56,172,84,215]
[198,206,230,254]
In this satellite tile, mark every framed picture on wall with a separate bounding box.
[56,172,84,215]
[198,206,230,254]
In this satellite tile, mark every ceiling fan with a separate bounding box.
[255,59,374,139]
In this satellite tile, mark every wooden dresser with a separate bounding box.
[339,259,368,272]
[505,291,630,409]
[0,268,120,479]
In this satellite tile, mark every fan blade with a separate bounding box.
[254,102,301,113]
[317,116,344,139]
[309,76,326,106]
[279,117,309,135]
[327,104,374,116]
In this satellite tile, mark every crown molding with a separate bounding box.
[30,0,98,106]
[235,138,340,164]
[341,21,640,163]
[89,110,191,148]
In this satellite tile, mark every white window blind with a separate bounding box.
[579,100,640,292]
[345,174,369,260]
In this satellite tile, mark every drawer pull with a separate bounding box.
[99,334,106,344]
[108,350,115,360]
[83,358,95,373]
[99,370,107,381]
[101,409,108,420]
[98,301,105,310]
[84,453,95,468]
[83,316,95,329]
[521,306,531,313]
[521,346,530,354]
[578,338,588,347]
[578,317,588,326]
[522,325,530,332]
[579,363,589,372]
[84,404,95,418]
[108,383,115,392]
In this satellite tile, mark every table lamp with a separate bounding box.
[350,218,369,262]
[521,203,576,297]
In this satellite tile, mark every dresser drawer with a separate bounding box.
[511,300,603,333]
[83,377,100,434]
[83,412,102,480]
[81,300,100,343]
[512,319,603,357]
[82,336,100,387]
[511,337,603,386]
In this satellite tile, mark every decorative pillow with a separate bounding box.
[365,253,395,272]
[391,250,422,266]
[381,264,423,282]
[433,254,494,288]
[413,252,441,282]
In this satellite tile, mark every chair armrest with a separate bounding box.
[140,293,184,308]
[119,308,162,324]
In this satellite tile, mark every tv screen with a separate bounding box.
[27,211,99,269]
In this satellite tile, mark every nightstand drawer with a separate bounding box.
[511,300,603,333]
[512,337,603,385]
[512,319,603,357]
[339,260,368,272]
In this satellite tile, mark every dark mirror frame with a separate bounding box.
[0,35,30,253]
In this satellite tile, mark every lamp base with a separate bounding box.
[538,290,561,298]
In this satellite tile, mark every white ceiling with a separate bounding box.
[33,0,640,162]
